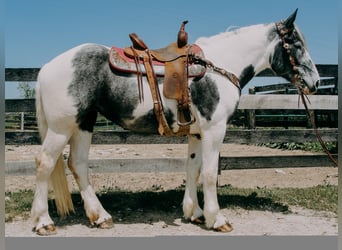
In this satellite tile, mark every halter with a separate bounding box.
[275,22,304,90]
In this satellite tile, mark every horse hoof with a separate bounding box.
[191,216,205,225]
[97,218,114,229]
[214,222,233,233]
[36,224,57,236]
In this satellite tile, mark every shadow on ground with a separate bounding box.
[49,187,289,228]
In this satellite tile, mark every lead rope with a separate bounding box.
[299,91,338,167]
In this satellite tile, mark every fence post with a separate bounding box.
[245,87,256,129]
[20,112,24,131]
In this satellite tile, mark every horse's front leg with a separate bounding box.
[182,135,204,223]
[201,125,233,232]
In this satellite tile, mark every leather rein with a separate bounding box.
[276,22,338,167]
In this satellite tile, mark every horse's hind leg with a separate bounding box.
[68,129,113,228]
[182,135,204,223]
[31,130,71,235]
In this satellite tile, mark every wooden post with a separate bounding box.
[217,153,221,187]
[306,110,315,128]
[245,87,256,129]
[20,112,24,131]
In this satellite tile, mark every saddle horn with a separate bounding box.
[177,20,188,48]
[129,33,149,50]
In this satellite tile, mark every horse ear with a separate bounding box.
[284,8,298,29]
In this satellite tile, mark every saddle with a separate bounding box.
[109,21,206,136]
[109,45,205,77]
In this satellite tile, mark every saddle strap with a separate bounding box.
[130,47,144,103]
[142,50,174,136]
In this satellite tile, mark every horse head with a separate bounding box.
[270,9,320,94]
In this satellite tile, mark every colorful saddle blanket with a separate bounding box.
[108,45,206,78]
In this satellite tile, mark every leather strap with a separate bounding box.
[141,49,174,136]
[130,47,144,103]
[128,45,193,136]
[300,92,338,167]
[191,54,241,91]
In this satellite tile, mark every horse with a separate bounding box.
[31,9,320,235]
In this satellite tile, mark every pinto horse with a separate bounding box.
[31,9,319,235]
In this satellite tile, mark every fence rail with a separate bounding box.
[5,65,338,174]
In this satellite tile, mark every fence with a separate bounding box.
[5,65,338,174]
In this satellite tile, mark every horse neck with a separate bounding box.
[196,23,277,89]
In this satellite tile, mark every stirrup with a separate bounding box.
[177,108,196,126]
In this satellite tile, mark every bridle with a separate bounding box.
[276,22,338,167]
[275,22,304,90]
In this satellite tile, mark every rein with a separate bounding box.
[276,22,338,167]
[299,92,338,167]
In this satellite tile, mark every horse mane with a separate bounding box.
[224,25,241,32]
[293,24,307,48]
[196,22,307,50]
[195,23,269,45]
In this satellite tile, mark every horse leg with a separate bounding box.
[68,129,113,228]
[31,130,71,235]
[201,125,233,232]
[182,135,204,223]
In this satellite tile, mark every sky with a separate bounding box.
[5,0,338,98]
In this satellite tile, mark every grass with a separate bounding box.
[5,184,337,223]
[5,189,34,222]
[257,141,338,153]
[217,185,337,213]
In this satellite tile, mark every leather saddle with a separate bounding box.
[109,45,205,78]
[108,21,206,136]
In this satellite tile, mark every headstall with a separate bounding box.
[275,22,304,89]
[275,22,337,167]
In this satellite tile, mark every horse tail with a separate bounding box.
[50,155,74,216]
[35,73,74,216]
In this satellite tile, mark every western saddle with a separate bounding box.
[109,21,206,136]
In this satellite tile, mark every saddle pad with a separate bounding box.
[109,46,206,77]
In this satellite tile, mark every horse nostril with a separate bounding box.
[315,80,320,88]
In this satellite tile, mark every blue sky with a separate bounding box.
[5,0,338,97]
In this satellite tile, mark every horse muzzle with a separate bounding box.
[298,79,319,95]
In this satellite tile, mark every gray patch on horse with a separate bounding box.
[270,42,294,82]
[68,44,140,132]
[126,109,175,133]
[190,75,220,121]
[239,65,255,89]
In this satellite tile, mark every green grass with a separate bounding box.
[5,189,34,222]
[216,185,337,214]
[5,184,337,223]
[257,141,338,153]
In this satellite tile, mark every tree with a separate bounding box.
[17,82,35,98]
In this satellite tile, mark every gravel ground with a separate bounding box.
[5,144,338,236]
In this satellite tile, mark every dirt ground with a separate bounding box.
[5,144,338,236]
